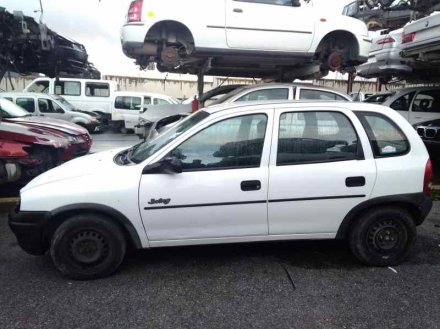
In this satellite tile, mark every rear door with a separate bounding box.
[268,107,376,236]
[225,0,314,51]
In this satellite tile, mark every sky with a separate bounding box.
[1,0,352,80]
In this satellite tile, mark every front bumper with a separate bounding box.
[8,205,49,255]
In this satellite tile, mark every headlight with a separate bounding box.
[67,136,79,143]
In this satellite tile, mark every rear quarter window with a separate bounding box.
[356,112,409,158]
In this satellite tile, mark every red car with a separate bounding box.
[0,97,91,160]
[0,122,70,185]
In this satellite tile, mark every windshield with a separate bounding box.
[130,110,210,163]
[364,93,395,104]
[54,96,76,111]
[0,97,31,118]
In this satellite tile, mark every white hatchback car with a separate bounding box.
[9,101,432,279]
[121,0,371,79]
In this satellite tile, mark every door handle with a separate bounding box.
[241,180,261,191]
[346,176,365,187]
[233,8,243,13]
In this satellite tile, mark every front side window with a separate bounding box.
[277,111,360,165]
[38,98,55,113]
[412,90,440,113]
[169,114,267,171]
[390,92,416,112]
[114,96,142,110]
[356,112,409,157]
[85,83,110,97]
[16,98,35,113]
[299,89,347,101]
[144,97,152,105]
[236,88,289,102]
[55,81,81,96]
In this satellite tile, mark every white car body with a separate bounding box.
[111,91,179,130]
[121,0,370,79]
[14,101,430,251]
[23,77,119,117]
[402,12,440,64]
[379,87,440,125]
[1,92,102,133]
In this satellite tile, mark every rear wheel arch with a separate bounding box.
[44,204,143,250]
[145,20,195,55]
[336,194,429,240]
[315,30,360,68]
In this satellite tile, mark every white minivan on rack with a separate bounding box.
[23,77,119,123]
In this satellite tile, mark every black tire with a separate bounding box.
[50,214,126,280]
[349,207,416,266]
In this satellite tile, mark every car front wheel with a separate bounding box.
[50,214,126,280]
[349,207,416,266]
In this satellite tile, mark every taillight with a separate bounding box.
[376,37,395,45]
[424,159,433,196]
[402,32,415,44]
[127,0,143,23]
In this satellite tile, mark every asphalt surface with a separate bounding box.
[0,203,439,329]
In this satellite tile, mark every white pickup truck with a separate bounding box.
[121,0,371,80]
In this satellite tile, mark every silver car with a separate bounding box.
[357,28,412,81]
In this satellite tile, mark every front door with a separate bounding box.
[408,89,440,124]
[37,98,68,121]
[225,0,314,51]
[268,108,376,235]
[139,111,272,242]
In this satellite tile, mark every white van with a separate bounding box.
[111,91,179,132]
[24,78,119,122]
[1,92,104,133]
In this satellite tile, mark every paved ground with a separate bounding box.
[0,202,439,329]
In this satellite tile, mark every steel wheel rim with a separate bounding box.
[367,219,404,253]
[68,230,109,265]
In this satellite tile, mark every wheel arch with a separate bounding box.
[44,203,143,249]
[316,30,360,61]
[145,20,195,47]
[336,193,432,239]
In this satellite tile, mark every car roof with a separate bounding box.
[235,82,348,93]
[114,91,173,98]
[0,92,57,98]
[202,100,392,115]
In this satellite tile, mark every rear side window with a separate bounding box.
[356,112,409,157]
[55,81,81,96]
[114,96,141,110]
[277,111,361,166]
[153,98,171,105]
[412,90,440,113]
[236,88,289,102]
[16,98,35,113]
[299,89,347,101]
[85,83,110,97]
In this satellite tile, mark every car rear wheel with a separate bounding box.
[50,214,126,280]
[349,207,416,266]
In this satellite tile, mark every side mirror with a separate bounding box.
[142,157,182,175]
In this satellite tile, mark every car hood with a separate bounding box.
[22,147,127,191]
[0,121,69,148]
[8,116,88,135]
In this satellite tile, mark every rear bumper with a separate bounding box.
[8,205,49,255]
